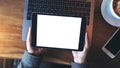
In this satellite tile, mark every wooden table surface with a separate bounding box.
[0,0,120,68]
[0,0,26,58]
[88,0,120,68]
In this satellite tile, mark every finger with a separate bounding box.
[26,27,33,53]
[38,48,46,53]
[83,32,89,52]
[72,51,76,57]
[27,27,31,42]
[72,51,81,56]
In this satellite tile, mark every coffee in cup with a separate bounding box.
[113,0,120,17]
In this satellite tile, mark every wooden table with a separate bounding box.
[0,0,120,68]
[0,0,26,58]
[88,0,120,68]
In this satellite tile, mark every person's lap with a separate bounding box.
[39,62,71,68]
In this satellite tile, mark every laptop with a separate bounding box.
[22,0,91,50]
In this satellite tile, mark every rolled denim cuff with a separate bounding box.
[21,51,44,67]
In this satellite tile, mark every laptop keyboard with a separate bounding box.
[27,0,91,22]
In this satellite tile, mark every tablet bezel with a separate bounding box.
[31,13,87,51]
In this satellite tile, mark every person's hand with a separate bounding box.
[72,33,89,64]
[26,27,46,56]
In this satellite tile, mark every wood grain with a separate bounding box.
[0,0,26,59]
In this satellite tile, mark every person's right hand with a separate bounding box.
[26,27,46,56]
[72,33,89,64]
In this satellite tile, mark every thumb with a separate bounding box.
[26,27,33,53]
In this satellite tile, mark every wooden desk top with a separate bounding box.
[0,0,120,68]
[0,0,26,58]
[88,0,120,68]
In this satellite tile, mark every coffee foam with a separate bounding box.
[113,0,120,17]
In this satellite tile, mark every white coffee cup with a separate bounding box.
[106,0,120,19]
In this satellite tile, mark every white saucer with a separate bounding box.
[101,0,120,27]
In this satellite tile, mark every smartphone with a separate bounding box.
[102,28,120,59]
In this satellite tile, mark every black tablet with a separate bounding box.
[32,13,87,51]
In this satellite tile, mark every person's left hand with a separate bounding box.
[26,27,46,56]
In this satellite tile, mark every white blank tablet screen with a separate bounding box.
[37,15,82,50]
